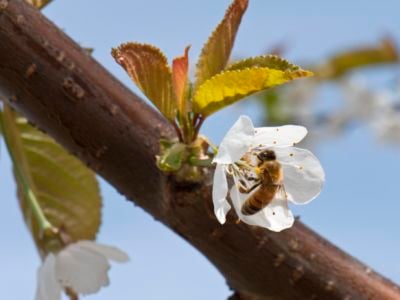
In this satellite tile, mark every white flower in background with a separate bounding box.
[36,240,129,300]
[341,78,392,121]
[212,115,325,232]
[341,78,400,145]
[372,108,400,144]
[280,79,318,122]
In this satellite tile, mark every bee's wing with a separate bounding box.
[275,184,290,212]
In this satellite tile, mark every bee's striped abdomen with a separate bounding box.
[241,185,278,215]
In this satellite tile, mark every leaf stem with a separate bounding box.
[1,105,57,236]
[189,156,213,167]
[192,116,205,141]
[172,121,184,142]
[66,287,79,300]
[199,135,219,154]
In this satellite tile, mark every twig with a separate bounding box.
[0,1,399,299]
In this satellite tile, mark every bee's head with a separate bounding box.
[257,149,276,161]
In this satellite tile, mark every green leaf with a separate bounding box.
[316,38,398,79]
[194,0,248,90]
[112,43,176,120]
[157,142,186,172]
[2,106,101,256]
[83,47,94,55]
[193,67,312,116]
[227,55,301,72]
[261,90,291,125]
[26,0,52,9]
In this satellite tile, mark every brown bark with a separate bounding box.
[0,1,399,299]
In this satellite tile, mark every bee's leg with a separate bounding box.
[231,163,261,193]
[234,159,255,171]
[238,181,261,194]
[226,165,234,176]
[237,179,249,193]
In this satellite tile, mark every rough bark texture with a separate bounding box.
[1,1,399,299]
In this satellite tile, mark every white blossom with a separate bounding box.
[372,108,400,144]
[212,115,325,232]
[341,78,392,121]
[341,78,400,144]
[35,240,129,300]
[279,79,318,123]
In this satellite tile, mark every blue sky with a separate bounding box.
[1,1,400,299]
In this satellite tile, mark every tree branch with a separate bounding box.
[0,1,399,299]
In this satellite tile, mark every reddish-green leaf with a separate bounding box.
[112,43,176,120]
[194,0,249,90]
[172,46,190,117]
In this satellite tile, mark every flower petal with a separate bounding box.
[75,240,129,263]
[230,178,294,232]
[262,197,295,232]
[35,254,62,300]
[252,125,307,148]
[212,164,231,224]
[55,243,110,295]
[274,147,325,204]
[213,115,254,164]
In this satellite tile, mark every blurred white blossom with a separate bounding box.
[341,78,392,121]
[341,78,400,144]
[265,75,400,147]
[372,108,400,144]
[212,115,324,232]
[279,80,319,122]
[36,240,129,300]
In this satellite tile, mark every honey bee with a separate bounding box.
[239,149,286,215]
